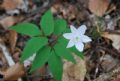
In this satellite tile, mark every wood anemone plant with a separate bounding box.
[10,9,84,81]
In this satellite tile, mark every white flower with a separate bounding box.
[63,25,92,52]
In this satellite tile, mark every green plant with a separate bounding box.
[10,9,83,81]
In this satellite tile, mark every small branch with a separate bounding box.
[0,43,22,81]
[0,44,15,66]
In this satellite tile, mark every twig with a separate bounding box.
[0,44,15,66]
[0,44,22,81]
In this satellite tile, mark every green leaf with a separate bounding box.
[58,36,68,48]
[30,46,51,72]
[54,43,76,63]
[58,37,84,59]
[40,9,54,36]
[70,47,84,59]
[54,18,67,35]
[21,37,48,62]
[10,23,41,37]
[48,51,63,81]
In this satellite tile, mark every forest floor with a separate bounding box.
[0,0,120,81]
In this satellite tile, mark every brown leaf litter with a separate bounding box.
[88,0,110,17]
[102,30,120,52]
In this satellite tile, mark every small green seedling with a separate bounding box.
[10,9,84,81]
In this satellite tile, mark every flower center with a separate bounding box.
[75,37,80,41]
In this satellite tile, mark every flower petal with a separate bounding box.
[75,42,84,52]
[70,25,77,33]
[63,33,74,39]
[78,25,87,35]
[81,35,92,43]
[67,40,75,48]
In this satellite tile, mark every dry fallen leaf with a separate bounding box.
[51,3,78,22]
[102,30,120,52]
[7,30,18,53]
[0,0,28,14]
[13,48,21,62]
[89,0,110,17]
[0,16,16,29]
[0,16,23,29]
[0,0,18,11]
[100,54,118,72]
[112,76,120,81]
[31,65,48,81]
[62,54,86,81]
[4,63,25,80]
